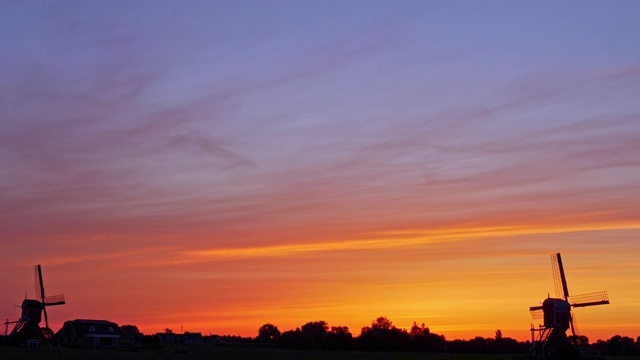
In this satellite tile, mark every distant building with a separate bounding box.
[182,332,203,344]
[57,319,121,348]
[155,331,203,344]
[155,331,179,344]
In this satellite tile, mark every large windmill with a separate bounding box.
[4,265,66,344]
[529,253,609,359]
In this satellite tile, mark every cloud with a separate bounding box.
[182,222,640,261]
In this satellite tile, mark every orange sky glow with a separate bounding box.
[2,1,640,343]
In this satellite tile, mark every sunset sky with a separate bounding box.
[1,1,639,342]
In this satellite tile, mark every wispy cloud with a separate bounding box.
[183,222,640,260]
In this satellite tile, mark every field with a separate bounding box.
[2,345,640,360]
[0,345,525,360]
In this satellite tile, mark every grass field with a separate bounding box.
[0,345,521,360]
[2,345,639,360]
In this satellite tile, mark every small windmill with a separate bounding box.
[4,265,66,344]
[529,253,609,358]
[34,264,66,332]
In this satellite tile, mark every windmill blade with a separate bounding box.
[35,265,46,301]
[42,306,49,330]
[43,294,65,306]
[36,264,50,330]
[34,266,43,300]
[551,254,564,298]
[551,253,570,300]
[529,309,543,320]
[568,311,577,339]
[570,291,610,308]
[567,312,582,347]
[571,312,581,336]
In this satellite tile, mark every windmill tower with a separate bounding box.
[529,253,609,359]
[4,265,66,344]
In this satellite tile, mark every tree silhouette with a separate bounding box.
[359,316,410,351]
[120,325,142,345]
[409,322,445,352]
[256,323,281,343]
[326,326,353,350]
[599,335,637,356]
[300,321,328,349]
[249,317,640,356]
[370,316,393,330]
[410,322,430,336]
[280,328,304,349]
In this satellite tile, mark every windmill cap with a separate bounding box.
[543,298,571,312]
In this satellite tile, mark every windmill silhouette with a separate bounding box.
[4,265,66,344]
[529,253,609,359]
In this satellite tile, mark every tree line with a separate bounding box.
[254,316,640,356]
[256,316,522,353]
[119,316,640,356]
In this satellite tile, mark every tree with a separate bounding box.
[327,326,353,350]
[120,325,142,345]
[256,323,281,343]
[410,322,430,337]
[495,329,502,340]
[409,322,445,352]
[568,335,589,346]
[370,316,394,330]
[468,336,490,353]
[359,316,410,351]
[301,321,328,349]
[164,328,173,334]
[330,325,351,335]
[606,335,637,355]
[121,325,141,336]
[280,328,304,349]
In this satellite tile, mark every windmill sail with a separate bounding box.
[33,265,65,331]
[569,291,610,307]
[549,253,578,337]
[43,294,66,306]
[34,266,43,300]
[571,312,580,336]
[529,308,543,320]
[551,253,570,300]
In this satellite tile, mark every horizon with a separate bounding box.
[0,295,630,344]
[1,1,639,344]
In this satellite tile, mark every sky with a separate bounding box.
[1,0,639,342]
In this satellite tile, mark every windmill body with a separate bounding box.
[4,265,65,344]
[529,253,609,359]
[541,298,571,331]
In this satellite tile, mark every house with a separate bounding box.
[57,319,121,348]
[155,331,179,344]
[155,331,203,344]
[182,331,203,344]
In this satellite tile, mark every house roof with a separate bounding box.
[69,319,118,325]
[61,319,121,336]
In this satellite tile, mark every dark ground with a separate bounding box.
[0,345,523,360]
[2,345,639,360]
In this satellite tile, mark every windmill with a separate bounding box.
[4,265,66,344]
[529,253,609,359]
